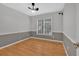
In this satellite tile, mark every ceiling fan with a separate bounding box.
[28,3,39,12]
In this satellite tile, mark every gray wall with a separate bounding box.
[76,4,79,56]
[63,34,76,56]
[30,12,63,33]
[0,4,31,35]
[63,3,77,56]
[0,32,31,47]
[63,3,76,42]
[30,11,63,41]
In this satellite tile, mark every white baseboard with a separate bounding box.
[62,43,68,56]
[0,31,30,36]
[0,37,30,49]
[62,32,77,56]
[0,33,68,56]
[0,37,63,49]
[63,32,76,43]
[32,37,68,56]
[53,31,63,33]
[31,37,63,43]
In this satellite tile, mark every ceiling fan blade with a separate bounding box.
[28,7,31,9]
[35,8,39,11]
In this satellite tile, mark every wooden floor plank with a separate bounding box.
[0,38,66,56]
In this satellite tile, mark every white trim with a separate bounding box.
[31,37,63,43]
[0,36,68,56]
[62,43,68,56]
[0,37,30,49]
[31,37,68,56]
[63,32,76,43]
[63,32,77,56]
[53,31,63,33]
[0,37,63,49]
[0,31,30,36]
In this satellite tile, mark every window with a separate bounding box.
[37,17,52,35]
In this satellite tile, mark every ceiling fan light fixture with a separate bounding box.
[31,10,35,13]
[28,3,39,12]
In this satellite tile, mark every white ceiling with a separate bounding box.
[2,3,64,16]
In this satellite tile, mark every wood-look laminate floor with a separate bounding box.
[0,38,66,56]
